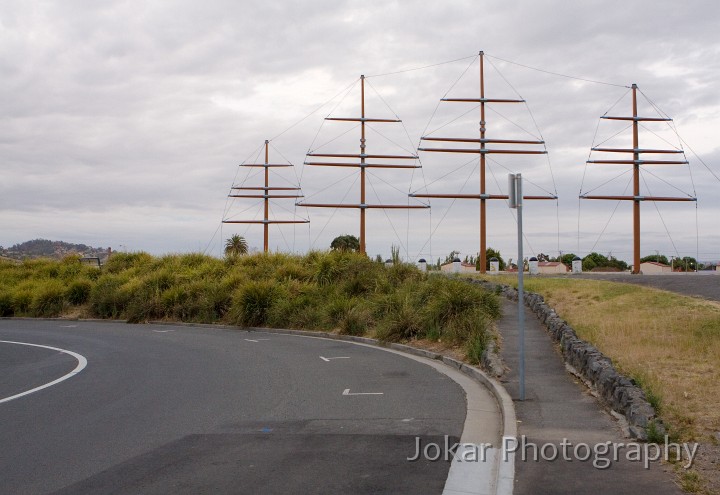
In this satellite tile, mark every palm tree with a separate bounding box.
[225,234,248,257]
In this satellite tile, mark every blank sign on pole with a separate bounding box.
[509,173,525,401]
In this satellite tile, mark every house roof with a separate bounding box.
[641,261,670,267]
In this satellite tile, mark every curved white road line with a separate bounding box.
[0,340,88,405]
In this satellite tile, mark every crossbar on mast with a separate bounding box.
[296,75,429,254]
[223,140,308,252]
[580,84,696,274]
[413,51,555,273]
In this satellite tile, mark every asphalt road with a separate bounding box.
[0,320,469,495]
[570,272,720,301]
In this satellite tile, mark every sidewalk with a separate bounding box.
[497,298,683,495]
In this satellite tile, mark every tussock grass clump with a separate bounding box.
[0,291,13,316]
[89,273,132,318]
[339,305,373,336]
[30,280,66,317]
[375,291,424,341]
[65,280,93,306]
[11,283,35,315]
[230,280,278,327]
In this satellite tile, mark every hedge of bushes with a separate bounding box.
[0,251,500,361]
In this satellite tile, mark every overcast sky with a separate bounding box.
[2,0,718,263]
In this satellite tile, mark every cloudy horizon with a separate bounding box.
[2,1,718,264]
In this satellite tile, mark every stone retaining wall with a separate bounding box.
[474,280,663,441]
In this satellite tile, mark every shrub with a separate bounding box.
[375,292,423,341]
[274,261,312,282]
[66,279,93,305]
[89,274,132,318]
[425,278,500,327]
[12,286,34,315]
[265,280,327,330]
[0,290,14,316]
[444,307,491,345]
[30,281,66,317]
[465,329,490,365]
[313,254,340,286]
[339,305,373,336]
[104,251,153,274]
[386,263,423,287]
[230,280,278,327]
[325,295,353,324]
[160,285,189,319]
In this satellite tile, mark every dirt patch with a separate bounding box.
[405,338,467,363]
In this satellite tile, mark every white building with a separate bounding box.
[639,261,672,274]
[440,261,477,273]
[537,262,569,274]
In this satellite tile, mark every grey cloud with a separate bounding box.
[1,0,718,261]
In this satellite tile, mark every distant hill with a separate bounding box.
[0,239,111,261]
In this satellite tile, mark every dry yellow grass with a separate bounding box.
[483,275,720,442]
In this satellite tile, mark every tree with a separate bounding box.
[330,235,360,252]
[556,253,578,269]
[484,247,506,271]
[224,234,248,257]
[677,256,698,272]
[581,252,628,272]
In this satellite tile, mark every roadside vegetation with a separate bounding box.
[484,275,720,442]
[480,274,720,493]
[0,252,500,363]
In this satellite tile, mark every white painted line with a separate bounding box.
[319,356,350,362]
[0,340,88,405]
[59,325,78,328]
[342,388,383,396]
[152,329,175,333]
[245,338,270,343]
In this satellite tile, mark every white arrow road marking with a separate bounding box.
[319,356,350,362]
[244,339,270,343]
[342,388,383,396]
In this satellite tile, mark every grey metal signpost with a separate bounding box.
[508,173,525,401]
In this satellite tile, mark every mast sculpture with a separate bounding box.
[223,140,308,252]
[580,84,695,274]
[296,75,429,254]
[410,51,556,273]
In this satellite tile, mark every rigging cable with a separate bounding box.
[367,175,408,258]
[640,173,681,259]
[589,176,632,253]
[484,53,630,88]
[413,161,479,260]
[364,54,477,79]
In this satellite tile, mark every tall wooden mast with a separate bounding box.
[580,84,695,274]
[223,140,308,252]
[411,51,556,273]
[297,75,429,254]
